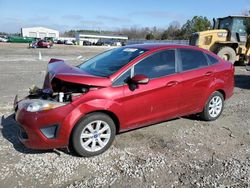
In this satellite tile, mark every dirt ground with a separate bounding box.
[0,43,250,188]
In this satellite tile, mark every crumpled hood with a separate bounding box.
[43,59,111,89]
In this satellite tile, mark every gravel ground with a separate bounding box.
[0,43,250,188]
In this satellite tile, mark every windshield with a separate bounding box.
[218,17,231,30]
[232,18,247,35]
[79,47,148,77]
[218,17,247,35]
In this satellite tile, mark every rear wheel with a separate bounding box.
[71,113,116,157]
[200,91,224,121]
[216,46,236,64]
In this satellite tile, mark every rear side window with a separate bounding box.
[206,54,219,64]
[179,49,209,71]
[134,50,176,79]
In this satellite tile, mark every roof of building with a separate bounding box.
[77,33,128,40]
[21,27,59,32]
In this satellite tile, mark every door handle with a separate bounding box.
[204,71,213,76]
[166,81,178,87]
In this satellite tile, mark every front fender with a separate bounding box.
[62,99,126,143]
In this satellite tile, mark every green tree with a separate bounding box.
[182,16,211,38]
[145,33,155,40]
[0,32,8,36]
[161,21,185,40]
[161,30,169,40]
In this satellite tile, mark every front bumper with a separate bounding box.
[14,99,74,150]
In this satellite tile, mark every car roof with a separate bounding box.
[123,43,220,60]
[125,43,201,51]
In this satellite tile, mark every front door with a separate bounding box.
[114,49,182,129]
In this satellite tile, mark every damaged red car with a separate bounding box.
[14,44,234,157]
[29,39,53,48]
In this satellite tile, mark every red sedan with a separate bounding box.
[30,40,53,48]
[14,44,234,157]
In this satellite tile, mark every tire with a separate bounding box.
[216,46,236,64]
[47,45,51,48]
[71,113,116,157]
[200,91,224,121]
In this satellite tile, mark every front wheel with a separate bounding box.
[200,91,224,121]
[71,113,116,157]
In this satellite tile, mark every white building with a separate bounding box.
[76,33,128,45]
[57,37,76,42]
[21,27,59,39]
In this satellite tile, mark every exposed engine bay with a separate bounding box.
[25,59,108,104]
[28,78,90,103]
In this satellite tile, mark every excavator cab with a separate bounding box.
[190,15,250,64]
[215,16,248,44]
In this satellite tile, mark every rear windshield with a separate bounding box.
[79,47,148,77]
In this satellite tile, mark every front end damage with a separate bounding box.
[27,77,91,104]
[15,58,110,108]
[13,59,110,149]
[28,58,103,104]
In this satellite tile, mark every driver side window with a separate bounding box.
[112,49,176,86]
[112,69,131,86]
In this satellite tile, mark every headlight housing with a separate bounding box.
[26,99,66,112]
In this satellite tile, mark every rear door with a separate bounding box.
[177,48,215,115]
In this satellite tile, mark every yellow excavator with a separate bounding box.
[189,15,250,64]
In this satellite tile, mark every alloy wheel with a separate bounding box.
[208,96,223,118]
[80,120,111,152]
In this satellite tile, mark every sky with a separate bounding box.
[0,0,249,33]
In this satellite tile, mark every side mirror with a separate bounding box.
[125,74,149,91]
[131,74,149,84]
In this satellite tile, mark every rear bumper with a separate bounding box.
[14,99,74,150]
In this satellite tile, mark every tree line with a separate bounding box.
[1,13,250,40]
[63,16,212,40]
[125,16,211,40]
[118,14,250,40]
